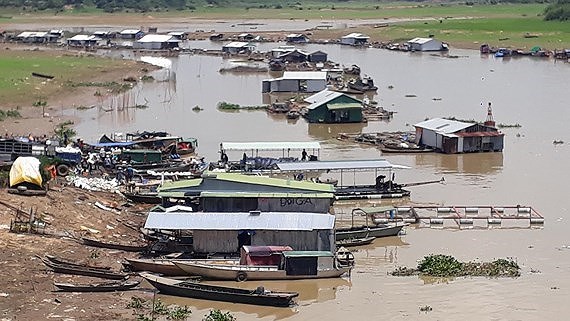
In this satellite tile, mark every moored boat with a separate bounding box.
[45,254,111,270]
[41,259,128,280]
[335,224,404,241]
[174,251,351,281]
[141,273,299,307]
[54,280,140,292]
[123,258,239,276]
[335,236,375,247]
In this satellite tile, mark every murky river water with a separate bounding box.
[71,42,570,320]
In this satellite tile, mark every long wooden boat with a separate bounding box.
[335,224,404,241]
[45,254,111,270]
[335,236,375,247]
[54,280,140,292]
[82,237,147,252]
[142,273,298,307]
[124,258,239,276]
[173,260,350,281]
[334,185,411,200]
[380,146,434,154]
[42,259,128,280]
[123,192,161,204]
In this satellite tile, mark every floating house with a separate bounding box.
[222,42,256,54]
[134,34,180,50]
[407,37,448,51]
[286,33,309,43]
[271,45,296,58]
[237,33,256,41]
[308,50,328,63]
[119,29,144,40]
[262,71,327,93]
[304,90,363,123]
[278,49,309,63]
[414,118,504,154]
[340,33,370,46]
[144,211,335,254]
[167,31,187,40]
[209,33,224,41]
[93,31,113,39]
[67,35,102,47]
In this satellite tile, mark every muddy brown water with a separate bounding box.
[71,44,570,320]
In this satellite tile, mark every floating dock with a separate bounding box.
[367,205,544,229]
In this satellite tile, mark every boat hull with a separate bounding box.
[125,258,239,276]
[54,281,139,292]
[174,262,350,281]
[335,225,404,241]
[143,274,298,307]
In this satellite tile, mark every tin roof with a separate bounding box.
[304,90,344,104]
[408,37,436,44]
[17,31,48,38]
[342,33,370,39]
[120,29,142,34]
[276,159,410,171]
[454,131,503,137]
[137,34,179,43]
[282,71,327,80]
[414,118,474,134]
[200,191,334,198]
[221,141,320,151]
[286,34,306,38]
[327,103,362,110]
[158,178,203,191]
[223,41,254,48]
[282,251,334,257]
[211,173,335,192]
[144,212,335,230]
[242,245,293,255]
[68,35,101,41]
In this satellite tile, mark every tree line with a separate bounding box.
[544,0,570,20]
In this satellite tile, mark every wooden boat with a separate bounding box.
[41,259,128,280]
[380,146,433,154]
[336,225,404,241]
[123,258,239,276]
[123,191,161,204]
[335,236,375,247]
[174,251,351,281]
[31,72,55,79]
[45,254,111,270]
[142,273,298,307]
[54,280,140,292]
[82,237,147,252]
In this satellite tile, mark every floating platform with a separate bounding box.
[367,205,544,229]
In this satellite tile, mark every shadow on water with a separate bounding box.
[413,152,504,175]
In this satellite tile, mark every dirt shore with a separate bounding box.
[0,181,153,320]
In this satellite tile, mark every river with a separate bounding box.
[72,42,570,320]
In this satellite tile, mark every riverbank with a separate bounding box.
[0,44,155,137]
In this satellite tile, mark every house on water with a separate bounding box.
[414,118,504,153]
[262,71,327,93]
[308,50,328,63]
[119,29,144,40]
[407,37,448,51]
[222,42,256,54]
[286,33,309,43]
[144,210,336,254]
[303,90,363,123]
[134,34,180,50]
[340,33,370,46]
[67,35,102,47]
[158,172,335,212]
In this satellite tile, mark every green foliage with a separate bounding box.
[417,254,463,277]
[203,309,236,321]
[168,305,191,320]
[54,121,76,142]
[152,299,170,315]
[32,99,47,108]
[217,101,268,111]
[65,81,133,94]
[544,0,570,20]
[0,109,21,121]
[127,296,148,309]
[128,297,191,321]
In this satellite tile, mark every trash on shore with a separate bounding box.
[391,254,521,278]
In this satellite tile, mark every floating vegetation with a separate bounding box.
[65,81,133,94]
[553,140,564,145]
[76,105,95,110]
[391,254,521,278]
[123,76,137,83]
[0,109,21,121]
[404,94,417,97]
[387,85,394,89]
[128,104,149,109]
[419,305,433,312]
[217,101,268,111]
[141,75,155,82]
[192,105,203,112]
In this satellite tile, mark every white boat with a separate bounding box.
[174,251,351,281]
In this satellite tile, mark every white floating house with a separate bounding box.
[134,34,180,50]
[262,71,327,93]
[67,35,102,47]
[286,33,309,43]
[407,37,448,51]
[119,29,144,39]
[222,41,256,54]
[340,33,370,46]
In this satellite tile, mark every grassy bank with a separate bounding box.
[0,49,145,107]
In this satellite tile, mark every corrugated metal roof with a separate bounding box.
[304,90,344,104]
[276,160,410,171]
[200,191,334,198]
[213,173,335,192]
[68,35,101,41]
[137,34,179,43]
[223,41,254,48]
[168,31,185,36]
[454,131,503,137]
[342,33,370,39]
[414,118,474,134]
[286,34,305,38]
[158,178,203,191]
[144,212,335,230]
[408,37,434,44]
[120,29,142,34]
[282,71,327,80]
[17,31,48,37]
[221,141,321,151]
[327,103,362,110]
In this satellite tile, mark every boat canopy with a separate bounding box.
[144,211,335,231]
[221,142,321,151]
[276,159,410,172]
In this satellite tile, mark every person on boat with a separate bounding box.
[220,151,229,164]
[301,149,308,161]
[375,175,386,190]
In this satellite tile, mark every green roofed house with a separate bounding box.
[158,172,335,213]
[304,90,363,123]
